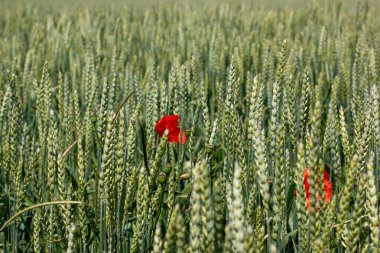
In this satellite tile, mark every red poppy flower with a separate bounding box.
[303,168,332,210]
[155,115,186,144]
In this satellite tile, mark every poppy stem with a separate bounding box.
[112,91,135,122]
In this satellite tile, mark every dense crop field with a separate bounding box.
[0,0,380,252]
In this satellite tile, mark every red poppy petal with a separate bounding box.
[303,168,310,199]
[155,115,186,144]
[168,130,186,144]
[167,134,177,143]
[167,127,178,141]
[179,131,186,144]
[155,115,180,137]
[322,170,332,203]
[324,181,333,203]
[165,115,179,127]
[155,124,166,137]
[155,118,168,136]
[323,170,329,181]
[304,168,333,210]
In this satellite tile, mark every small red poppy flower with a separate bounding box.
[303,168,333,210]
[155,115,186,144]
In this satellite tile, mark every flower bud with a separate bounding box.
[179,173,191,180]
[90,112,97,123]
[157,172,166,184]
[205,144,214,154]
[163,163,172,174]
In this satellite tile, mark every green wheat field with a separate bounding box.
[0,0,379,252]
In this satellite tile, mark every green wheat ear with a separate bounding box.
[231,162,245,252]
[152,215,162,253]
[366,153,379,251]
[131,165,149,253]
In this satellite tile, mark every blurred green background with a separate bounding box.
[0,0,376,12]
